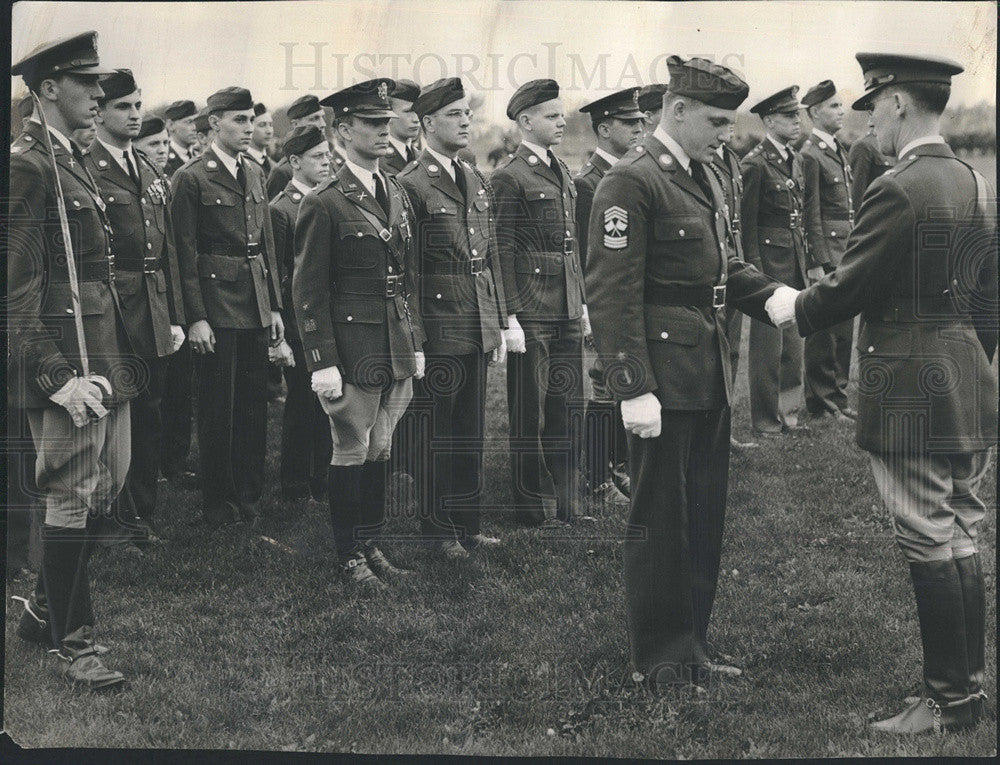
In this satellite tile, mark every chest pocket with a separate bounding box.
[62,188,104,256]
[524,185,561,224]
[145,192,167,233]
[338,222,382,270]
[201,189,238,209]
[249,185,266,228]
[653,217,708,245]
[764,178,795,211]
[104,190,133,207]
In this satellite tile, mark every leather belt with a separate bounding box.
[115,256,163,274]
[334,274,405,298]
[208,243,262,258]
[49,260,113,284]
[868,297,962,323]
[644,283,727,309]
[423,257,485,275]
[824,212,852,221]
[562,236,576,255]
[760,211,802,230]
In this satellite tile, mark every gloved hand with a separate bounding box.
[581,304,593,339]
[169,325,185,353]
[311,366,343,400]
[49,375,111,427]
[621,391,662,439]
[805,266,825,285]
[764,285,800,329]
[490,332,507,366]
[268,339,296,367]
[504,314,526,354]
[414,351,426,379]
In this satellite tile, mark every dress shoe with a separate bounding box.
[364,544,413,578]
[838,407,858,419]
[590,479,629,506]
[437,540,471,560]
[463,533,501,550]
[55,627,123,691]
[869,695,977,734]
[12,595,111,655]
[340,554,388,589]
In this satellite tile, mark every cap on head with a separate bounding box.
[283,125,327,157]
[287,94,323,120]
[207,86,254,114]
[164,99,197,121]
[579,87,645,121]
[413,77,466,119]
[12,30,116,86]
[636,83,669,113]
[801,80,837,108]
[97,68,138,105]
[253,102,268,118]
[138,115,165,139]
[852,52,963,110]
[193,108,211,134]
[666,56,750,110]
[320,78,398,119]
[390,78,421,104]
[506,79,560,120]
[749,85,801,117]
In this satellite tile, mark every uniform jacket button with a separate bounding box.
[216,198,222,204]
[679,229,685,237]
[147,242,153,249]
[210,273,216,278]
[388,266,393,273]
[436,293,442,299]
[347,315,353,321]
[66,308,74,314]
[764,239,771,244]
[534,267,541,274]
[660,331,669,339]
[471,249,477,256]
[469,227,474,234]
[867,345,874,352]
[145,220,150,226]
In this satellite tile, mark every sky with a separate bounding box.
[10,1,997,123]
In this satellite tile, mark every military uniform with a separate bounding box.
[163,100,197,178]
[586,57,781,687]
[848,130,895,202]
[741,87,808,434]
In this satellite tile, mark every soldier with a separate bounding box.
[71,123,97,152]
[586,55,790,692]
[575,88,645,506]
[269,126,333,501]
[170,86,284,527]
[849,124,896,202]
[382,78,421,175]
[87,69,186,541]
[247,102,274,177]
[163,99,198,176]
[192,107,213,155]
[775,53,996,733]
[396,77,509,559]
[293,79,426,588]
[266,94,328,198]
[637,83,668,130]
[741,86,809,436]
[135,115,170,171]
[9,31,137,689]
[492,79,587,527]
[800,80,857,421]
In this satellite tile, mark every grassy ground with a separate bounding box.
[4,318,996,758]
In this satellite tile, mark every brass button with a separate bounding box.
[65,308,74,314]
[764,238,771,244]
[347,315,353,321]
[147,242,152,250]
[216,198,222,204]
[210,273,216,278]
[145,220,150,227]
[388,266,393,273]
[660,331,669,339]
[469,227,474,234]
[534,267,541,274]
[108,196,115,202]
[679,229,685,237]
[867,345,874,352]
[471,249,478,256]
[435,293,442,299]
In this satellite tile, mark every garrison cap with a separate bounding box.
[193,108,211,134]
[282,125,327,157]
[97,68,138,104]
[207,86,254,113]
[320,78,397,119]
[137,115,166,139]
[801,80,837,108]
[579,87,645,121]
[11,31,115,84]
[852,52,963,110]
[413,77,465,118]
[390,78,421,103]
[253,102,268,117]
[287,94,323,120]
[17,95,34,119]
[666,56,749,109]
[506,79,560,120]
[164,99,197,120]
[637,83,669,112]
[750,85,801,116]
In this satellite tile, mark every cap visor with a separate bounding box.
[354,109,398,120]
[851,91,876,111]
[64,64,117,76]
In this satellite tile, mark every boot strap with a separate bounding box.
[927,694,977,735]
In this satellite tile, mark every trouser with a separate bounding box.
[804,317,853,414]
[416,351,489,541]
[507,319,585,524]
[625,406,731,682]
[125,354,168,522]
[748,318,803,432]
[6,407,39,575]
[724,307,744,385]
[281,339,333,499]
[583,355,628,491]
[160,337,194,475]
[194,328,268,518]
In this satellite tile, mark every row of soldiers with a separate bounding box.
[7,30,996,740]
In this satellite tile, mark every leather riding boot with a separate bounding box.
[358,460,388,547]
[56,625,124,691]
[955,554,988,722]
[328,464,364,561]
[40,525,94,646]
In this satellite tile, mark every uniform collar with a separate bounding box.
[425,145,458,179]
[211,141,242,179]
[388,134,411,160]
[592,146,620,167]
[812,128,838,148]
[30,116,74,153]
[343,157,384,198]
[653,125,691,172]
[170,139,190,160]
[521,139,551,166]
[290,177,315,196]
[96,136,134,172]
[766,133,789,160]
[897,135,946,160]
[246,145,268,165]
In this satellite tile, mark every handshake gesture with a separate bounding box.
[764,285,800,329]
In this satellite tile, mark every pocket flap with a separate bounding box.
[79,281,112,316]
[331,300,384,324]
[653,217,705,241]
[514,256,563,276]
[198,254,241,281]
[103,191,132,206]
[825,219,852,239]
[201,190,237,207]
[113,270,143,296]
[524,186,557,202]
[338,221,379,240]
[473,198,489,211]
[644,304,701,346]
[758,226,793,248]
[427,200,459,216]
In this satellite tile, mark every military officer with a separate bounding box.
[135,115,170,171]
[586,55,789,692]
[382,79,421,175]
[799,80,857,420]
[293,79,426,587]
[163,99,198,176]
[247,102,274,176]
[269,126,333,501]
[9,31,137,689]
[492,79,588,527]
[396,77,509,558]
[87,69,186,540]
[637,83,668,130]
[575,88,646,506]
[170,86,284,527]
[776,53,996,734]
[741,86,809,436]
[266,94,328,198]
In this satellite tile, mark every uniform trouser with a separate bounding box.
[748,318,804,432]
[583,356,628,490]
[416,351,489,541]
[507,319,585,524]
[869,449,991,564]
[195,328,268,517]
[724,308,744,385]
[124,354,168,523]
[6,408,39,575]
[281,339,333,499]
[804,317,853,414]
[625,407,731,682]
[160,338,194,475]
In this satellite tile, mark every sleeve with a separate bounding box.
[848,141,873,208]
[266,163,290,201]
[801,151,831,268]
[490,168,525,315]
[160,178,186,325]
[270,200,292,318]
[584,166,656,399]
[397,183,426,349]
[574,173,595,275]
[739,158,763,270]
[169,168,208,324]
[260,178,282,312]
[292,192,339,372]
[482,175,509,329]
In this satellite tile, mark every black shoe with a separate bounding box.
[55,627,124,692]
[838,407,858,419]
[340,554,388,590]
[364,544,413,578]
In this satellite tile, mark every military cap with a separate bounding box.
[665,56,749,109]
[11,30,115,85]
[193,108,211,134]
[579,87,645,121]
[413,77,465,118]
[637,83,669,112]
[164,99,197,121]
[750,85,801,116]
[283,125,326,157]
[320,78,397,119]
[97,68,138,104]
[253,102,268,117]
[390,78,421,103]
[506,79,560,120]
[852,52,963,110]
[17,95,35,119]
[287,94,323,120]
[207,86,254,114]
[137,115,166,139]
[801,80,837,108]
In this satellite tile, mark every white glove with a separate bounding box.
[504,314,526,354]
[764,285,800,329]
[49,375,111,427]
[311,366,343,400]
[268,339,296,367]
[170,325,185,353]
[805,266,825,284]
[490,331,507,366]
[621,391,662,439]
[581,304,593,339]
[414,351,426,379]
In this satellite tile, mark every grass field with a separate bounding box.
[4,317,996,758]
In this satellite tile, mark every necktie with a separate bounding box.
[374,172,389,216]
[452,158,467,200]
[236,157,246,193]
[786,147,795,175]
[547,150,563,184]
[406,144,416,163]
[690,161,713,200]
[124,149,140,188]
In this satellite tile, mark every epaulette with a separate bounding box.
[10,132,37,154]
[494,153,516,171]
[314,175,340,193]
[882,154,921,178]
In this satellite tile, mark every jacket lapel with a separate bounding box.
[647,135,711,209]
[337,164,388,223]
[203,146,242,196]
[762,140,792,180]
[89,141,137,193]
[419,150,463,204]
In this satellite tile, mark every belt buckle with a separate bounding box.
[379,228,392,242]
[563,237,575,255]
[789,211,800,229]
[385,274,401,298]
[712,284,727,309]
[469,256,484,275]
[143,256,158,274]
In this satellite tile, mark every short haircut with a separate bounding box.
[892,82,951,115]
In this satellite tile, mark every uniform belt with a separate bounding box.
[115,256,164,274]
[422,257,485,275]
[868,297,962,323]
[824,211,853,221]
[644,283,727,309]
[563,236,576,255]
[49,260,113,284]
[759,212,802,230]
[208,243,263,258]
[334,274,405,298]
